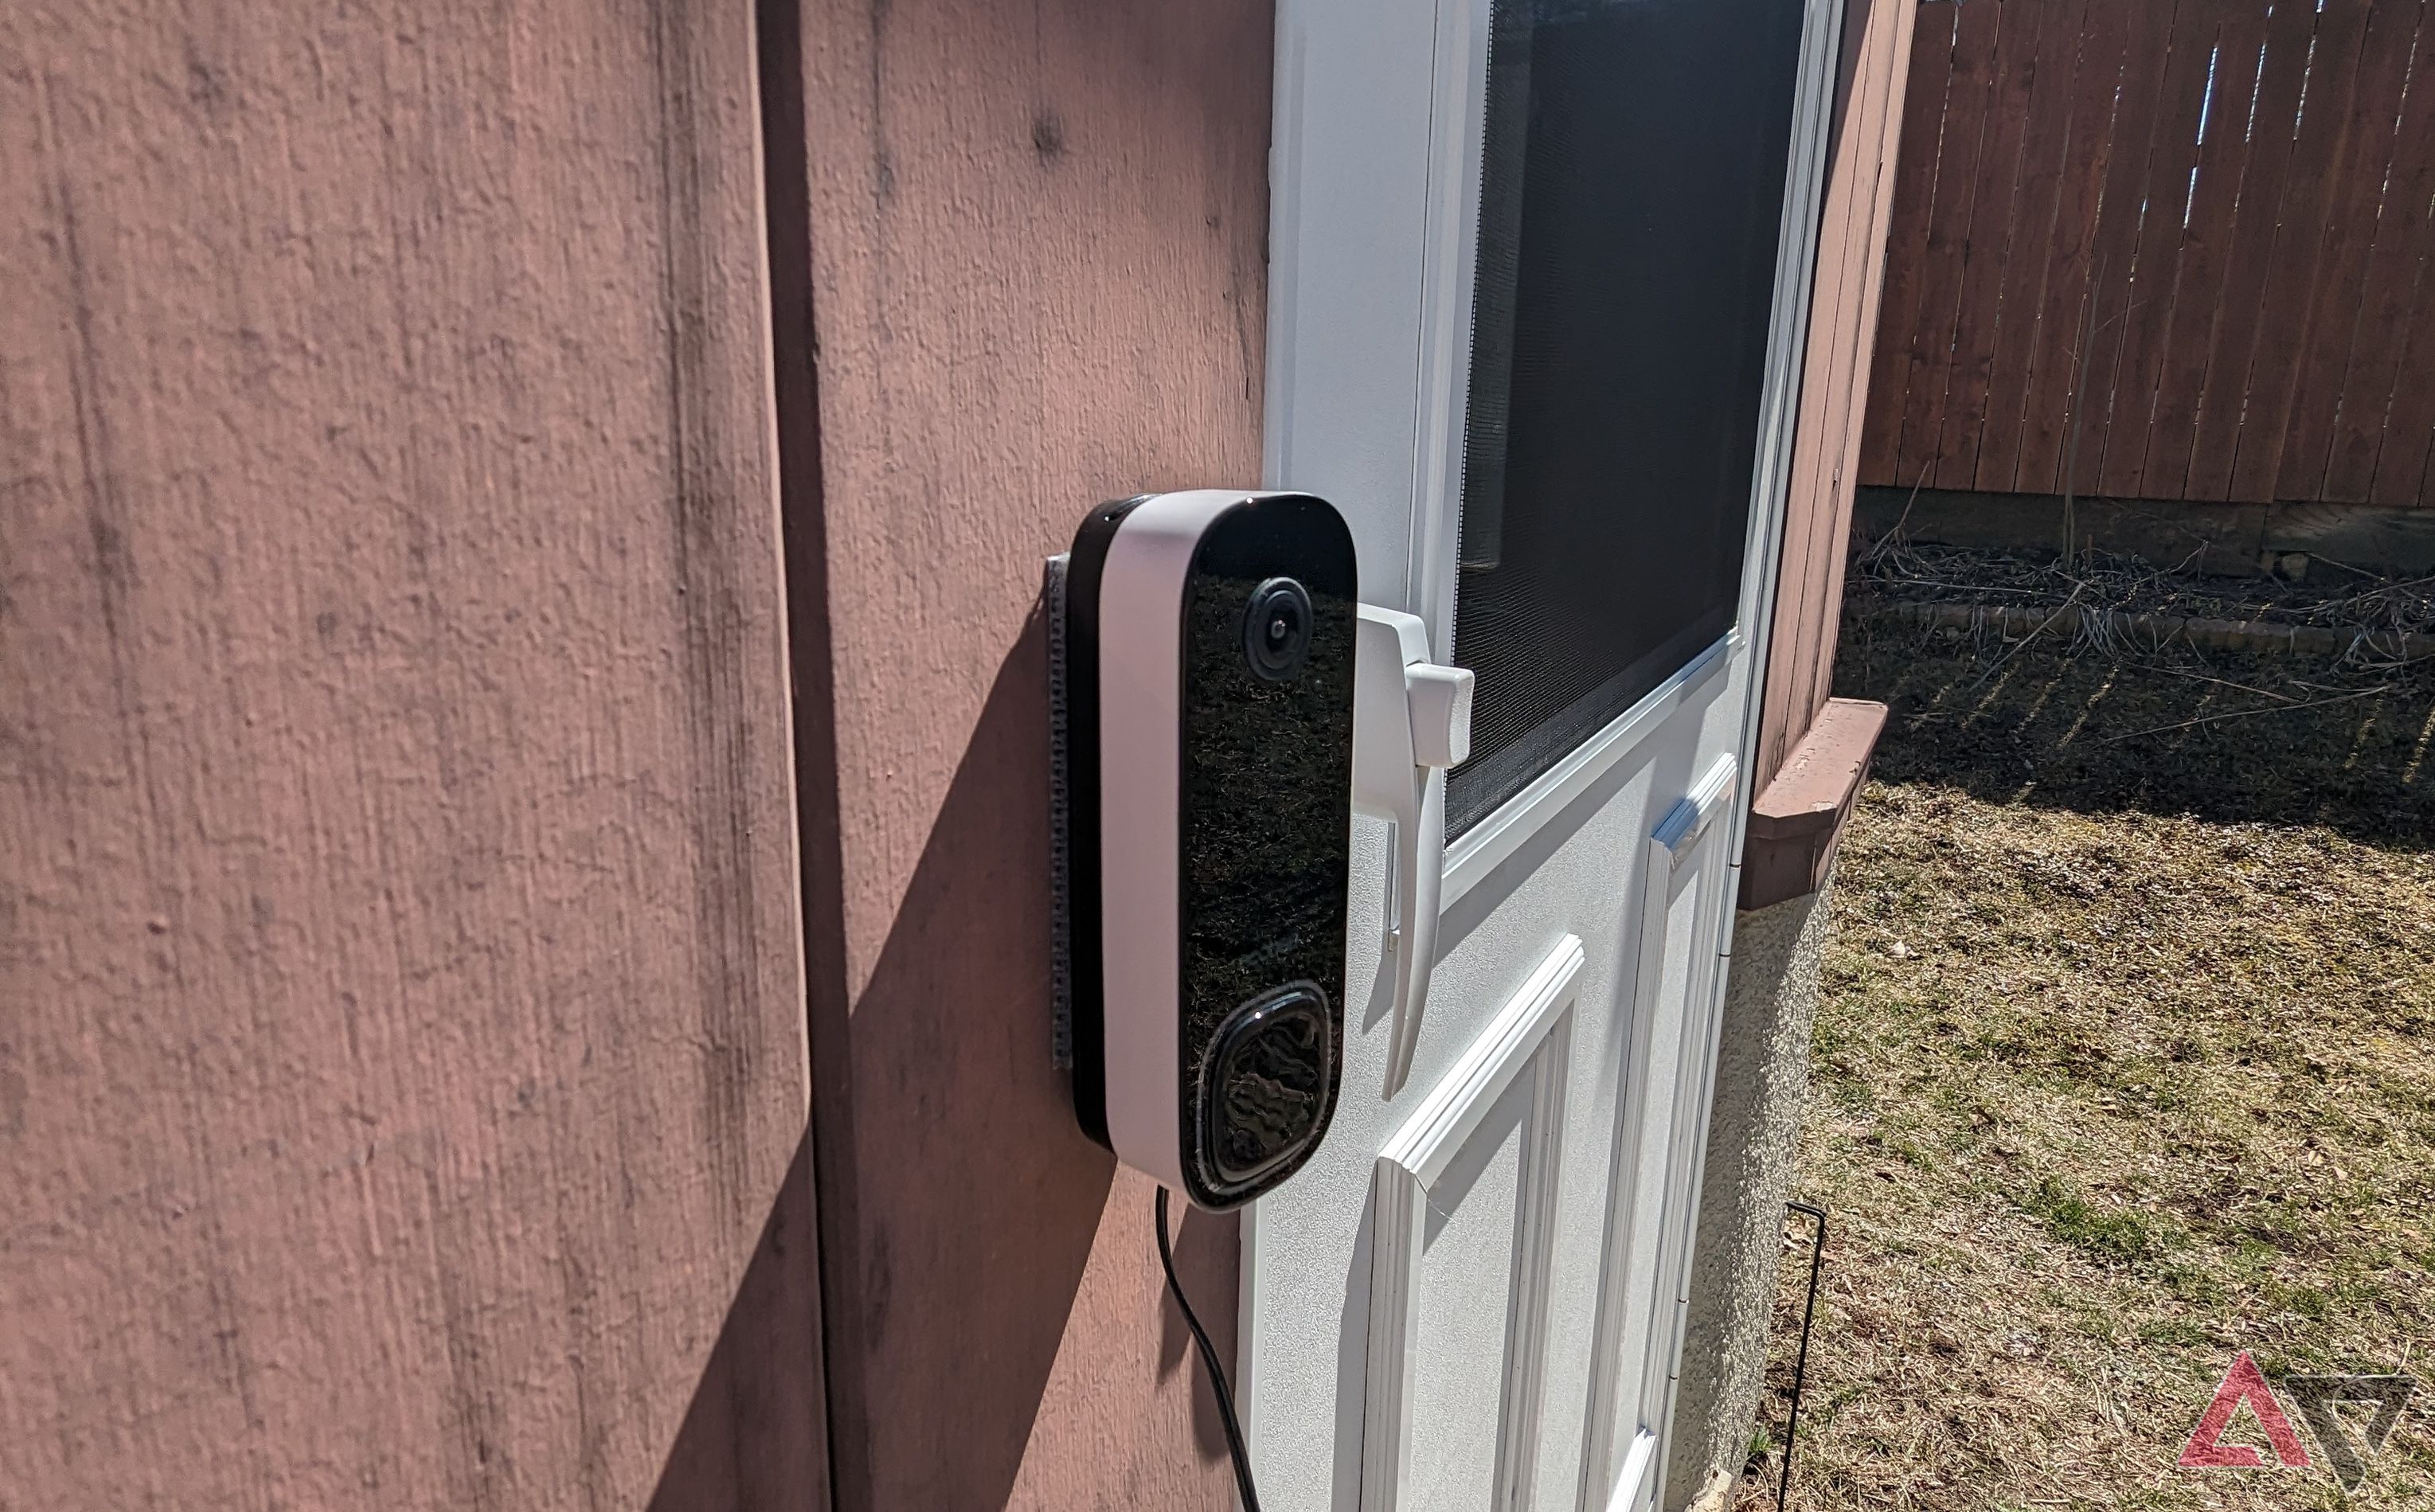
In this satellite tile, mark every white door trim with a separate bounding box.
[1360,935,1583,1512]
[1574,760,1737,1506]
[1441,630,1737,909]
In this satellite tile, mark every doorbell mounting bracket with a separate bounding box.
[1049,490,1360,1210]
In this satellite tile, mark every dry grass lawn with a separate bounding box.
[1737,625,2435,1511]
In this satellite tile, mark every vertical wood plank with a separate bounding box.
[775,2,1274,1507]
[1933,0,2056,490]
[0,2,819,1508]
[2272,0,2423,502]
[1810,0,1925,730]
[2180,0,2322,502]
[2226,0,2375,503]
[1896,0,2009,488]
[1976,0,2100,493]
[2374,266,2435,506]
[1855,0,1957,487]
[1800,0,1925,731]
[2057,0,2187,499]
[1996,0,2125,497]
[2134,0,2273,498]
[2368,37,2435,509]
[2322,11,2435,502]
[2093,0,2228,496]
[1765,0,1891,783]
[1804,0,1914,729]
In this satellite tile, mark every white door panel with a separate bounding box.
[1249,0,1844,1504]
[1580,760,1741,1510]
[1244,694,1744,1512]
[1363,937,1578,1512]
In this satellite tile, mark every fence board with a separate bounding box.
[1976,0,2095,493]
[2136,0,2273,497]
[1896,0,2007,486]
[1866,0,2435,514]
[2056,0,2185,499]
[2093,0,2225,496]
[2272,0,2423,501]
[2380,270,2435,505]
[1933,0,2054,489]
[2182,0,2320,501]
[2228,0,2374,502]
[2374,69,2435,506]
[2324,12,2435,502]
[2003,0,2127,494]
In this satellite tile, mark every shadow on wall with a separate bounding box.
[647,1129,826,1510]
[647,611,1239,1510]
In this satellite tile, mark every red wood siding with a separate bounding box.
[1757,0,1925,793]
[1859,0,2435,510]
[1,3,820,1506]
[769,2,1275,1506]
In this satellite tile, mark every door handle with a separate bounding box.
[1351,607,1473,1096]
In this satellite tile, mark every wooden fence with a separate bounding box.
[1858,0,2435,511]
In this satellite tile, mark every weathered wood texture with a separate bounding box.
[772,1,1273,1507]
[1859,0,2435,510]
[1756,0,1921,797]
[1742,698,1890,910]
[1,3,823,1508]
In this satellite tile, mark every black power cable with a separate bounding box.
[1154,1188,1264,1512]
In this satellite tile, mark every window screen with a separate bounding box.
[1448,0,1808,836]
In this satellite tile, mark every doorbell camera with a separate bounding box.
[1049,490,1359,1209]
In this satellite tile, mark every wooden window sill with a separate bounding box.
[1739,697,1888,911]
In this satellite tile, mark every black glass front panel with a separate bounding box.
[1178,496,1357,1206]
[1448,0,1809,835]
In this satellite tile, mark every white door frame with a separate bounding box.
[1248,0,1847,1499]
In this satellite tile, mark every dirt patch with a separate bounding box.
[1735,626,2435,1511]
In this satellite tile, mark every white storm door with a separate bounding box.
[1244,0,1843,1510]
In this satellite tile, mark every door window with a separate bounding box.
[1449,0,1811,835]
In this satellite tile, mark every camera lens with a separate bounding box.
[1241,576,1315,682]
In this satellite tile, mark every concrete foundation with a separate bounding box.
[1663,875,1835,1510]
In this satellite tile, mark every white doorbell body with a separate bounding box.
[1056,490,1358,1209]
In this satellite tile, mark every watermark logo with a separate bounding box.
[2178,1353,2311,1471]
[2179,1350,2417,1490]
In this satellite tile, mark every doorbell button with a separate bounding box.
[1198,982,1333,1194]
